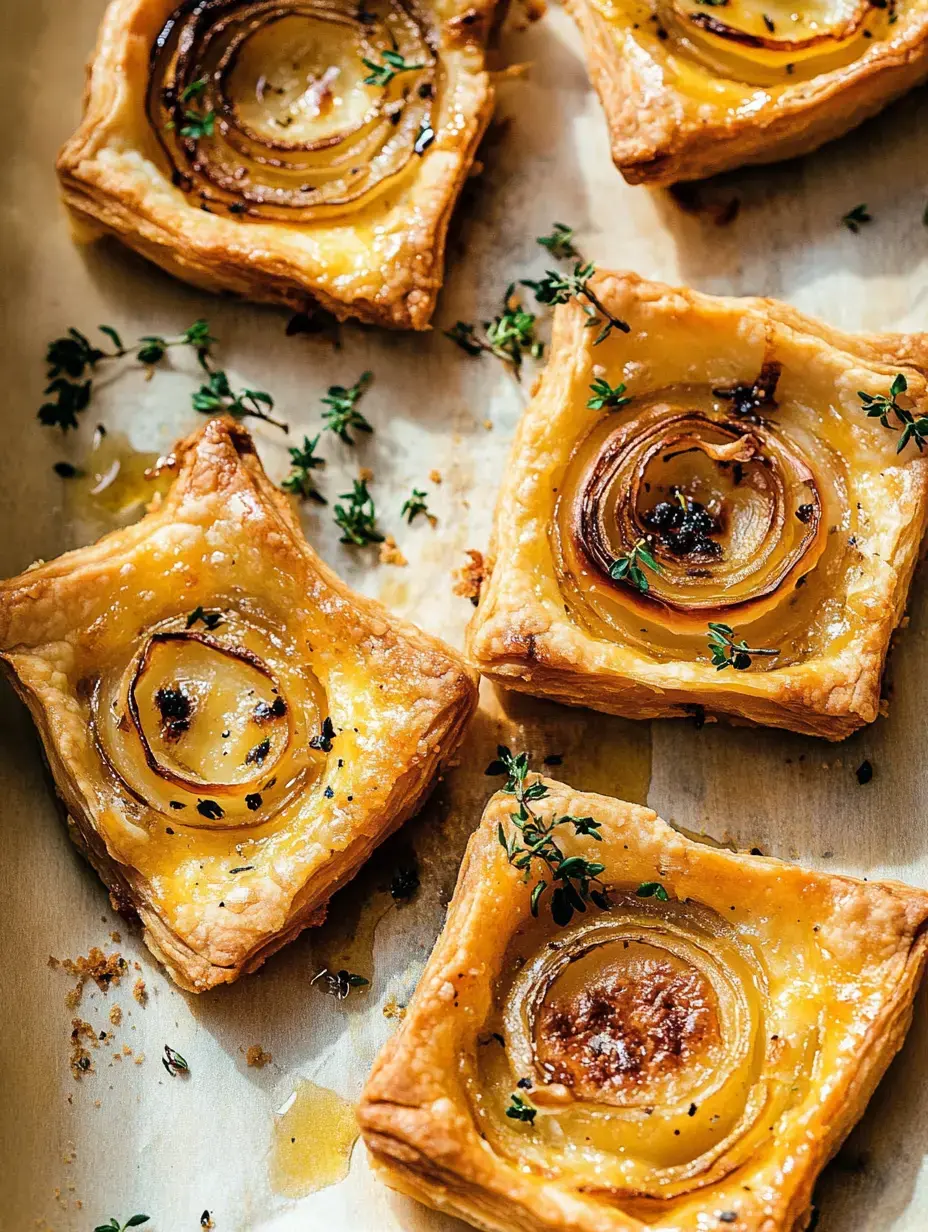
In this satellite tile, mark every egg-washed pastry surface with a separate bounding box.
[567,0,928,184]
[359,776,928,1232]
[56,0,498,328]
[468,271,928,739]
[0,418,477,992]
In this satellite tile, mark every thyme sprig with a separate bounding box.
[334,478,384,546]
[505,1092,537,1124]
[402,487,432,524]
[536,222,578,260]
[858,374,928,452]
[321,371,374,444]
[94,1217,150,1232]
[311,968,370,999]
[192,367,287,431]
[361,49,424,86]
[522,263,630,345]
[445,286,543,374]
[707,622,779,670]
[40,321,216,430]
[39,319,286,432]
[588,376,631,411]
[281,434,326,502]
[487,746,608,926]
[609,539,661,593]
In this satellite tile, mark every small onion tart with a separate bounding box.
[55,0,499,328]
[359,777,928,1232]
[467,271,928,740]
[0,419,476,992]
[567,0,928,183]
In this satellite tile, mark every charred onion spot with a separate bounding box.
[712,360,781,422]
[245,737,271,765]
[147,0,439,222]
[155,684,194,740]
[536,959,721,1100]
[253,696,287,723]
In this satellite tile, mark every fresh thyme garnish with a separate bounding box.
[402,487,432,524]
[636,881,669,901]
[39,320,216,430]
[162,1044,190,1076]
[609,539,661,593]
[522,263,630,344]
[186,606,223,630]
[311,968,370,999]
[334,479,384,546]
[841,203,872,234]
[180,77,208,103]
[178,108,216,140]
[361,49,424,86]
[281,434,326,502]
[536,222,578,260]
[94,1217,150,1232]
[192,368,287,432]
[445,286,543,374]
[707,622,779,670]
[487,746,608,926]
[587,377,631,411]
[505,1092,537,1124]
[321,371,374,444]
[858,374,928,452]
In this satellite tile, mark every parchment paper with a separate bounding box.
[3,3,928,1230]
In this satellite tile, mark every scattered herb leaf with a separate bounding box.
[636,881,670,901]
[281,433,326,502]
[361,49,424,87]
[841,203,872,234]
[401,487,432,524]
[162,1044,189,1076]
[321,371,374,444]
[522,263,630,344]
[707,622,779,670]
[609,539,661,593]
[311,968,370,999]
[587,377,631,411]
[858,374,928,452]
[505,1092,537,1124]
[536,222,578,260]
[333,479,384,546]
[186,606,223,631]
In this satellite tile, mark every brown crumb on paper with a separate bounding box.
[69,1019,98,1079]
[53,947,128,1008]
[453,549,485,606]
[382,998,407,1021]
[429,469,442,484]
[482,419,493,431]
[133,977,147,1005]
[109,1004,122,1027]
[358,466,374,483]
[246,1044,272,1068]
[379,535,408,567]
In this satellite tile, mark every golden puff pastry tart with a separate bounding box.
[56,0,498,329]
[467,270,928,740]
[359,771,928,1232]
[567,0,928,184]
[0,418,477,992]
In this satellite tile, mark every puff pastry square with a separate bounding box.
[0,418,477,992]
[56,0,498,328]
[468,271,928,739]
[568,0,928,184]
[360,774,928,1232]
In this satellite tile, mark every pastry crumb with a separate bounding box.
[53,947,128,1008]
[382,998,407,1021]
[133,977,147,1005]
[358,466,374,482]
[246,1044,272,1068]
[379,535,408,567]
[429,469,442,484]
[108,1004,122,1027]
[453,549,485,606]
[482,418,493,431]
[69,1019,98,1079]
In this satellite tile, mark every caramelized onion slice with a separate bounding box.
[570,403,824,627]
[147,0,438,221]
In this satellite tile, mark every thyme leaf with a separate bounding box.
[361,49,424,86]
[333,478,384,546]
[321,371,374,444]
[401,487,432,524]
[587,377,631,411]
[505,1092,537,1124]
[536,222,578,260]
[858,373,928,452]
[636,881,670,901]
[841,203,872,234]
[609,539,661,593]
[311,968,370,999]
[281,434,326,502]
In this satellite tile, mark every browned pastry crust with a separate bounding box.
[566,0,928,184]
[359,778,928,1232]
[56,0,498,328]
[467,271,928,740]
[0,418,477,991]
